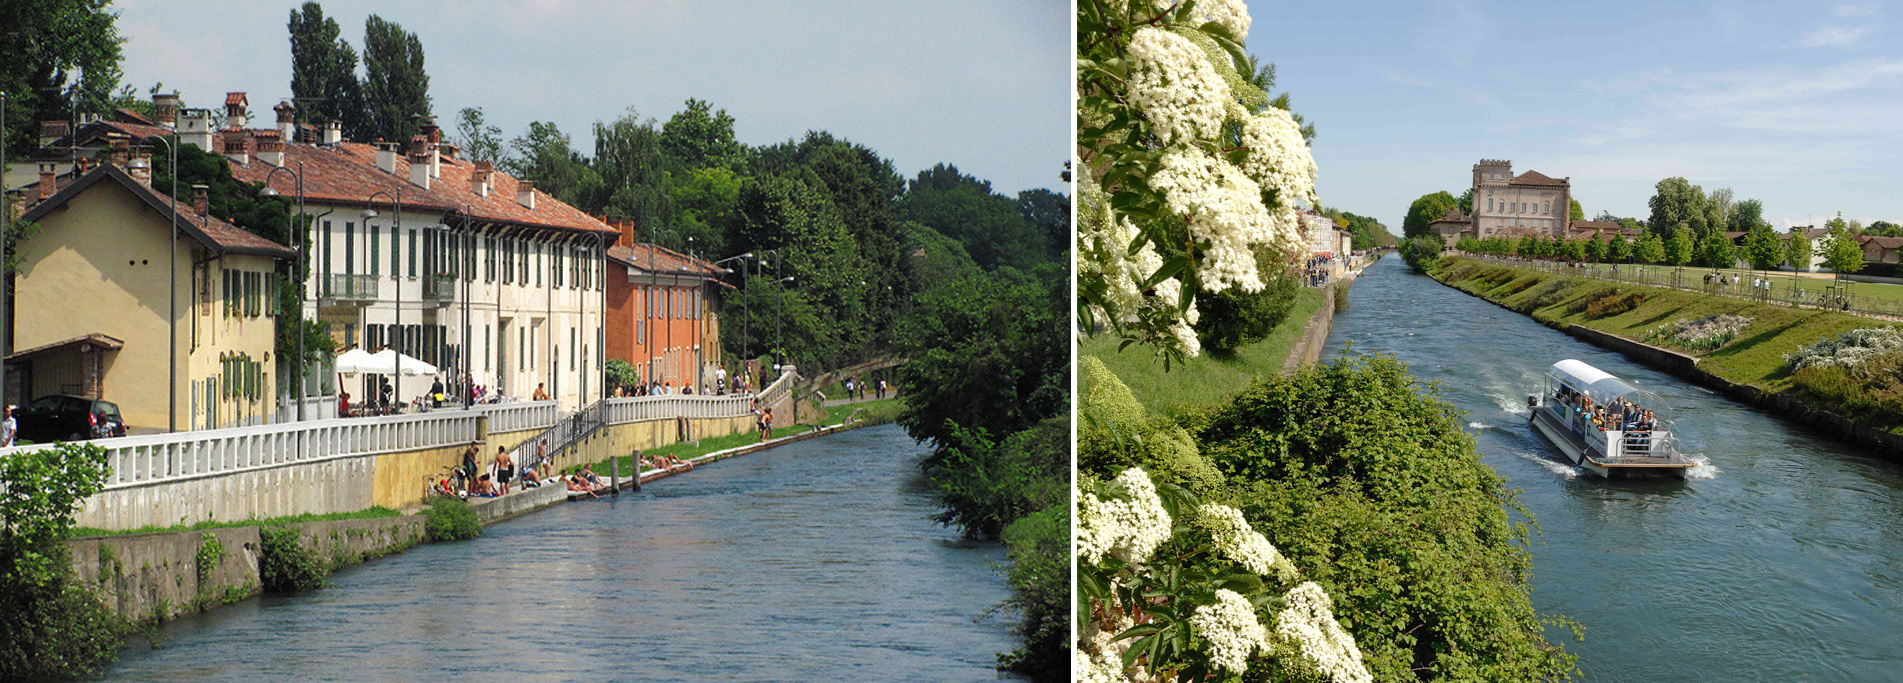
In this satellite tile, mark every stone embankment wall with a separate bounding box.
[1285,280,1353,373]
[65,515,425,624]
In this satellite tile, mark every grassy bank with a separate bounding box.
[1079,286,1324,416]
[1430,256,1903,432]
[73,507,405,539]
[579,398,904,476]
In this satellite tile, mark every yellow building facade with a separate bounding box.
[13,164,294,431]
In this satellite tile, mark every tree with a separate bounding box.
[1634,232,1665,263]
[898,163,1042,270]
[1823,231,1866,276]
[1729,198,1767,234]
[660,98,744,171]
[1193,258,1297,351]
[1607,233,1631,263]
[1867,220,1903,237]
[504,121,601,209]
[0,443,125,679]
[360,14,430,143]
[452,106,505,165]
[894,265,1065,454]
[1583,236,1605,262]
[1787,230,1813,271]
[1017,188,1070,260]
[1400,235,1442,272]
[1697,236,1737,269]
[1569,198,1584,221]
[590,108,674,237]
[1403,191,1458,239]
[1666,228,1695,266]
[1744,224,1783,270]
[1457,188,1473,215]
[1647,177,1708,242]
[1562,237,1587,262]
[0,0,125,160]
[287,2,365,139]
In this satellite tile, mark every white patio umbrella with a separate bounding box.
[333,348,383,374]
[365,348,438,376]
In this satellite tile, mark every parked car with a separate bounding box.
[15,395,127,443]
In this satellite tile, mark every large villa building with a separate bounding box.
[1432,159,1578,244]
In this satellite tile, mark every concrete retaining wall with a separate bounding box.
[77,456,379,531]
[286,515,427,570]
[1284,282,1339,373]
[67,527,262,623]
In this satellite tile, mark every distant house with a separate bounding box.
[1778,228,1831,272]
[1567,220,1640,242]
[604,237,727,392]
[1858,235,1903,265]
[1428,207,1471,248]
[11,163,295,430]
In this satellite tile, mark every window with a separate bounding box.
[570,327,577,370]
[321,220,332,293]
[519,328,526,370]
[408,228,417,277]
[532,243,539,287]
[370,223,379,276]
[504,238,515,284]
[391,225,400,276]
[485,325,491,371]
[1487,198,1493,211]
[344,221,355,277]
[553,247,563,287]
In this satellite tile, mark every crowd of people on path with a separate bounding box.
[838,377,889,401]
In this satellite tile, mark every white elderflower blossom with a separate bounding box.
[1275,582,1373,683]
[1187,0,1252,39]
[1199,504,1296,580]
[1189,589,1270,674]
[1076,648,1126,683]
[1148,148,1305,294]
[1127,27,1231,146]
[1238,107,1319,206]
[1077,468,1173,565]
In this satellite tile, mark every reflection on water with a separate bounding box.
[1324,255,1903,683]
[100,425,1019,682]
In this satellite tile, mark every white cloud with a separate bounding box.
[1802,24,1877,47]
[1834,3,1881,18]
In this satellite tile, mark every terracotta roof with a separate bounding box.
[18,163,295,259]
[225,92,247,107]
[1429,207,1470,224]
[229,139,618,238]
[1860,235,1903,248]
[1508,170,1568,187]
[113,108,157,125]
[607,243,725,277]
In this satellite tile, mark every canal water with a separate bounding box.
[1324,254,1903,682]
[99,424,1019,682]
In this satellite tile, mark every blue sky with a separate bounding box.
[1251,1,1902,230]
[112,0,1069,196]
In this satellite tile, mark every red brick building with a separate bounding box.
[604,226,727,392]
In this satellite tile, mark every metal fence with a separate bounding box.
[1463,254,1903,321]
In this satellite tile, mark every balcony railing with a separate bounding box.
[326,274,378,302]
[423,273,457,303]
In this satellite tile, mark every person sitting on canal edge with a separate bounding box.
[532,382,550,401]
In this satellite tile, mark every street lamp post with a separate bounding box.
[142,135,181,431]
[2,90,9,410]
[710,252,750,395]
[448,205,475,410]
[362,188,403,411]
[260,161,307,421]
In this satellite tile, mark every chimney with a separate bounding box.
[179,109,216,150]
[471,160,493,197]
[106,134,131,167]
[321,120,343,146]
[255,130,284,167]
[128,149,152,186]
[153,92,181,128]
[274,100,296,141]
[39,164,57,200]
[375,142,399,174]
[221,129,250,166]
[192,184,209,216]
[407,144,432,190]
[223,92,248,128]
[38,120,69,148]
[516,180,536,210]
[418,117,443,178]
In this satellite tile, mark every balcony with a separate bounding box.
[423,273,457,305]
[326,274,378,303]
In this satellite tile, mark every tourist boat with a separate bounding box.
[1525,359,1697,478]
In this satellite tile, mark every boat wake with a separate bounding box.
[1515,450,1580,479]
[1491,392,1528,416]
[1685,454,1720,480]
[1468,421,1493,430]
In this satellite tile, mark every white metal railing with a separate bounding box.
[601,368,796,426]
[473,400,559,433]
[0,409,481,492]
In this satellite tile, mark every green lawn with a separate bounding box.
[1436,257,1882,392]
[1080,286,1325,416]
[72,506,404,538]
[1484,257,1903,309]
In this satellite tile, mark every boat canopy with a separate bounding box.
[1547,359,1649,404]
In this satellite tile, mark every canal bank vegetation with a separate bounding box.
[1080,287,1325,418]
[1079,355,1580,681]
[71,507,405,539]
[1428,256,1903,435]
[0,443,131,680]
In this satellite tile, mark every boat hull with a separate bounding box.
[1528,407,1690,479]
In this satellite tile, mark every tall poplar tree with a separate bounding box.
[361,14,431,143]
[0,0,124,159]
[287,2,365,140]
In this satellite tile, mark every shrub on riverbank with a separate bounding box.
[0,443,128,680]
[423,497,482,543]
[258,526,325,593]
[1400,235,1443,272]
[1080,354,1579,681]
[1647,314,1753,352]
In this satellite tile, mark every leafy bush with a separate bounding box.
[258,526,324,593]
[1193,267,1299,353]
[1584,290,1646,318]
[1522,278,1579,310]
[0,443,127,679]
[1793,351,1903,429]
[1193,354,1579,681]
[996,503,1067,681]
[423,497,482,542]
[926,417,1067,539]
[1399,235,1443,272]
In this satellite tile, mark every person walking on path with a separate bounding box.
[2,405,15,447]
